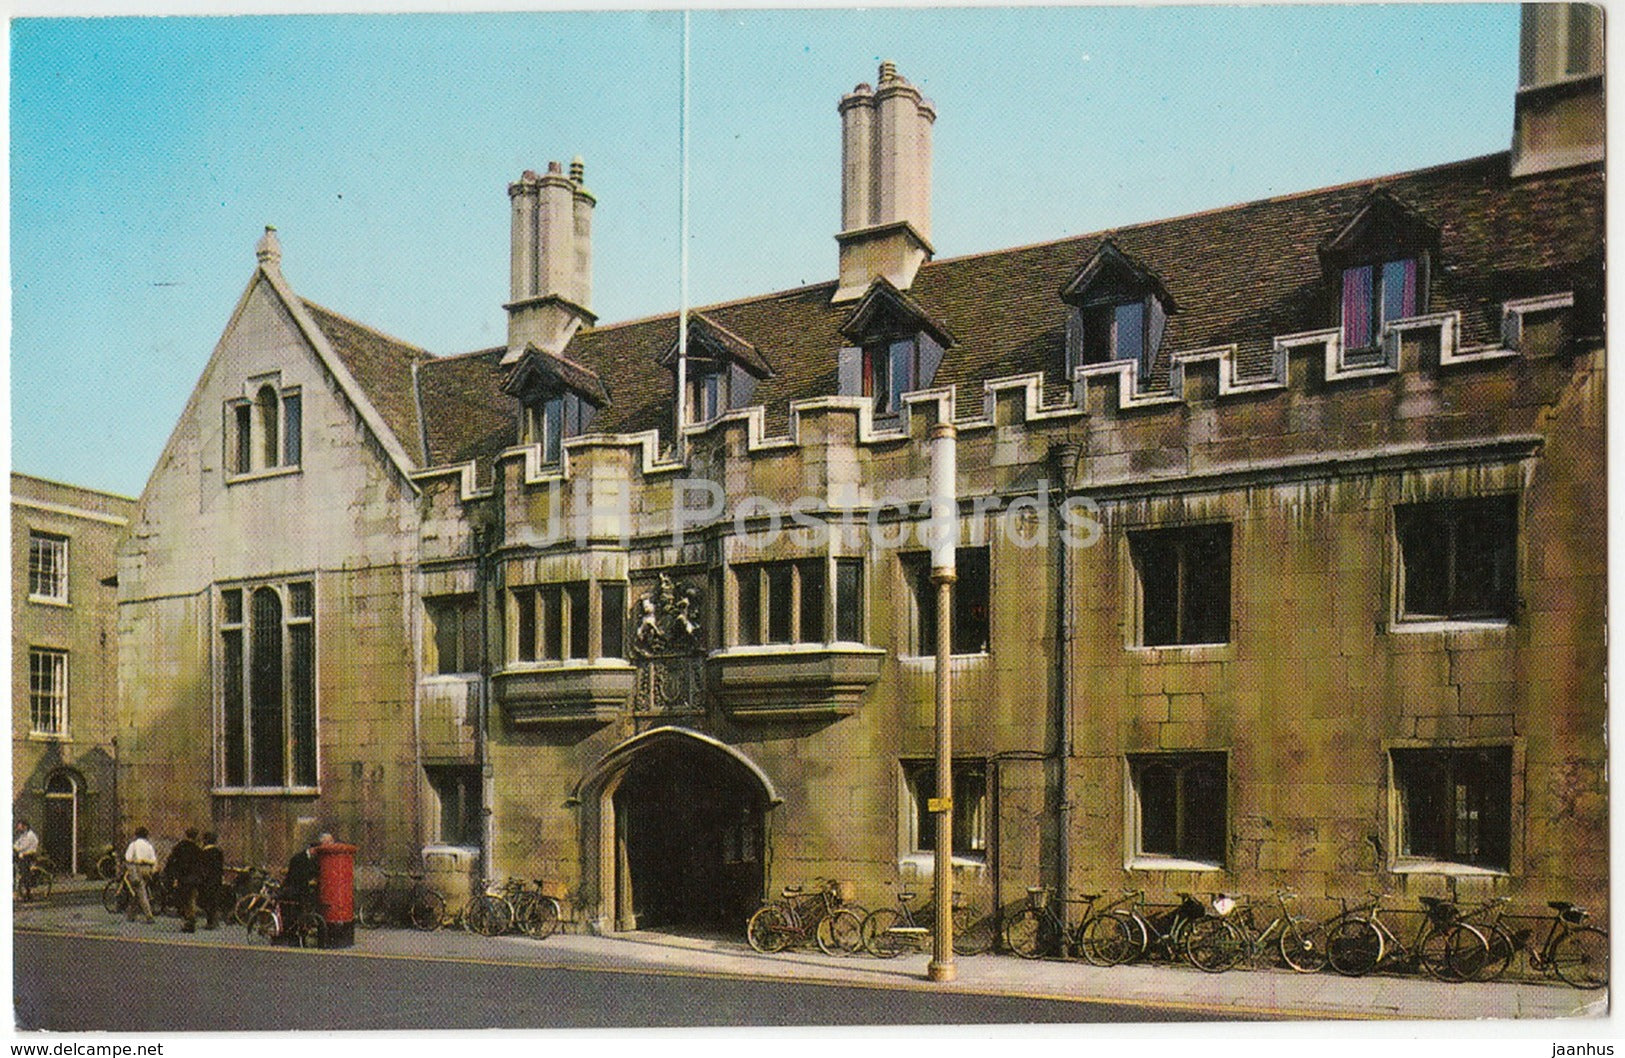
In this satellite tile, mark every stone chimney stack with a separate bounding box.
[1511,3,1604,178]
[833,61,937,302]
[504,159,597,364]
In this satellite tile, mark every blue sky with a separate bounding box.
[11,5,1522,497]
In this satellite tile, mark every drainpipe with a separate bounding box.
[474,518,497,887]
[1049,443,1079,902]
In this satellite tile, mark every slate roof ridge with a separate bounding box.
[421,344,507,364]
[918,150,1516,275]
[573,278,840,338]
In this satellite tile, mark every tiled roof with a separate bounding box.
[326,151,1606,476]
[300,299,435,463]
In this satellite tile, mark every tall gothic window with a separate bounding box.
[220,580,317,790]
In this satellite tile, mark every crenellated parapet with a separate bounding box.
[411,288,1587,542]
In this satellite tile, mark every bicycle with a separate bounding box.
[358,869,447,932]
[1324,893,1488,981]
[1182,891,1327,974]
[232,872,280,926]
[462,877,515,937]
[15,852,54,902]
[247,894,327,949]
[1474,900,1608,989]
[1001,886,1136,965]
[861,882,993,958]
[501,878,563,940]
[93,845,120,881]
[102,864,161,916]
[746,879,861,956]
[1116,891,1209,965]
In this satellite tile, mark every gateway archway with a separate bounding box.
[582,728,778,933]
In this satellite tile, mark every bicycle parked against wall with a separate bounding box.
[1115,891,1210,965]
[1324,893,1489,981]
[462,878,516,937]
[1182,891,1328,974]
[501,878,564,940]
[861,881,994,958]
[358,870,447,932]
[1001,886,1137,965]
[746,879,862,956]
[1471,899,1609,989]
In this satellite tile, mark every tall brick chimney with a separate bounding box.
[503,158,596,364]
[1511,3,1604,178]
[833,61,936,302]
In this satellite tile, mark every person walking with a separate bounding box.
[198,832,226,930]
[165,828,204,932]
[123,827,157,923]
[13,821,40,902]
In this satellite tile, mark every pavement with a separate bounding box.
[12,879,1608,1024]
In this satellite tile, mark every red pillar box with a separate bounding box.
[313,841,358,948]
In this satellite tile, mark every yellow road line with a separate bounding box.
[14,926,1366,1021]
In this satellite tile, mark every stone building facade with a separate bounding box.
[118,8,1605,930]
[12,473,134,875]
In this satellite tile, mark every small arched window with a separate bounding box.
[257,385,280,469]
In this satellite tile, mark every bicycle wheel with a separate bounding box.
[358,892,389,929]
[1185,917,1245,973]
[519,896,561,940]
[1280,923,1329,973]
[102,878,124,914]
[862,908,907,958]
[247,908,279,944]
[1326,919,1384,977]
[747,904,794,954]
[1002,907,1048,959]
[817,908,864,955]
[96,853,119,881]
[1476,923,1518,982]
[466,894,509,937]
[1551,926,1609,989]
[1081,913,1135,966]
[408,888,446,931]
[1113,911,1150,963]
[28,866,52,901]
[1423,922,1488,983]
[952,905,994,956]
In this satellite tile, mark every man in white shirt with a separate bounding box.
[123,826,157,923]
[13,821,40,902]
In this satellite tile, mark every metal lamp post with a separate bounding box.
[927,421,957,983]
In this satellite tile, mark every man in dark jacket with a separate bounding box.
[282,834,327,919]
[198,832,226,930]
[164,829,204,933]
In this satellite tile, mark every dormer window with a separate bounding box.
[1341,257,1422,354]
[664,313,774,426]
[836,279,952,418]
[502,345,608,465]
[1078,299,1149,369]
[1060,241,1174,381]
[1320,191,1438,365]
[865,334,921,415]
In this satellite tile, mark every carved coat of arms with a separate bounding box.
[628,573,705,713]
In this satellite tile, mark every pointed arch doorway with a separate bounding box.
[578,728,779,933]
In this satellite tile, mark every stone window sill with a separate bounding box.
[1127,855,1225,873]
[27,596,70,608]
[225,466,302,487]
[1389,858,1509,877]
[1389,618,1513,635]
[211,786,321,797]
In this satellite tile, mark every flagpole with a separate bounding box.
[675,9,691,461]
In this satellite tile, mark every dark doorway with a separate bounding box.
[42,771,78,873]
[613,739,767,931]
